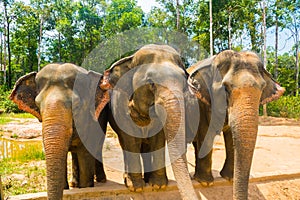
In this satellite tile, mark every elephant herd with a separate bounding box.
[9,44,285,200]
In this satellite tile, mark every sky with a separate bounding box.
[137,0,160,13]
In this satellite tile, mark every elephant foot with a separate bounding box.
[96,174,107,183]
[148,174,168,190]
[193,172,214,187]
[124,173,145,192]
[220,165,233,182]
[69,180,79,188]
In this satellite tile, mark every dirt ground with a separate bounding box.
[1,115,300,200]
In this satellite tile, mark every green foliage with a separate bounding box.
[0,88,21,113]
[264,96,300,118]
[267,51,297,95]
[0,117,12,125]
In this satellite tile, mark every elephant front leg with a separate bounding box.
[124,152,144,192]
[220,126,234,182]
[95,130,107,183]
[123,138,144,192]
[193,140,214,187]
[77,147,95,188]
[95,160,107,183]
[70,152,79,188]
[144,131,168,190]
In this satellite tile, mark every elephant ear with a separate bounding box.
[260,67,285,104]
[187,56,227,158]
[100,55,134,91]
[87,71,110,120]
[9,72,42,121]
[187,57,215,105]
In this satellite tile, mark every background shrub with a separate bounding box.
[0,87,21,113]
[261,96,300,119]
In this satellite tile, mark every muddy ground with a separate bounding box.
[1,115,300,199]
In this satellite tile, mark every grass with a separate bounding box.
[0,159,47,196]
[0,113,35,126]
[0,143,46,197]
[3,113,35,119]
[0,117,12,125]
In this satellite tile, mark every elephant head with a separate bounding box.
[188,50,285,199]
[100,44,199,200]
[9,63,109,200]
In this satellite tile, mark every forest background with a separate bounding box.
[0,0,299,117]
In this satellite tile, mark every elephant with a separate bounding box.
[186,50,285,199]
[100,44,199,199]
[9,63,110,200]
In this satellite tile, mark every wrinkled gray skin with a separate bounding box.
[10,63,110,200]
[187,50,285,199]
[101,44,199,200]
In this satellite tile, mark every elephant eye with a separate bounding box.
[36,77,47,92]
[223,81,232,94]
[65,79,75,89]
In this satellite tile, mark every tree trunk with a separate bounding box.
[228,13,232,50]
[296,42,299,96]
[58,32,62,62]
[274,9,279,79]
[295,18,299,96]
[209,0,213,56]
[0,175,3,200]
[38,17,43,72]
[262,0,267,116]
[4,0,11,89]
[176,0,180,30]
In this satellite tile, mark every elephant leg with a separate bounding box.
[96,106,108,183]
[95,160,106,183]
[108,109,144,192]
[193,134,214,186]
[141,141,151,183]
[122,137,144,192]
[70,152,79,188]
[146,130,167,190]
[64,159,69,189]
[220,126,234,181]
[77,146,95,188]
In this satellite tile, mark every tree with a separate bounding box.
[3,0,13,89]
[262,0,267,116]
[103,0,144,37]
[285,1,300,96]
[11,2,40,74]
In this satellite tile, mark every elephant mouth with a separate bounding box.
[100,70,112,90]
[128,102,151,126]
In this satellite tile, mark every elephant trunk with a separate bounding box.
[229,87,261,200]
[159,88,199,200]
[42,102,73,200]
